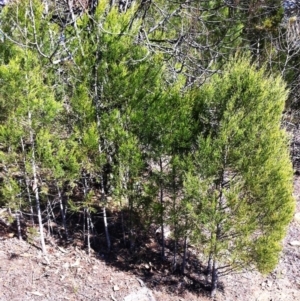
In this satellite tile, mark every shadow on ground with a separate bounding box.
[64,209,220,299]
[1,206,223,299]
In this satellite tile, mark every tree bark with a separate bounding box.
[121,210,126,246]
[92,25,111,252]
[129,195,135,252]
[103,205,111,252]
[21,137,34,225]
[83,208,86,243]
[15,210,22,240]
[173,237,177,272]
[207,250,212,274]
[86,208,91,256]
[57,182,68,240]
[182,235,188,274]
[29,112,46,254]
[159,157,165,260]
[210,260,219,299]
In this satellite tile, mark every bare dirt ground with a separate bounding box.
[0,177,300,301]
[0,179,300,301]
[0,230,209,301]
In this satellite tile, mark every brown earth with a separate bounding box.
[0,231,210,301]
[0,177,299,301]
[1,119,300,301]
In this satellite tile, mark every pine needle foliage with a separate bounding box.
[188,57,294,285]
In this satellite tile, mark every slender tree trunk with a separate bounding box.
[56,182,68,240]
[182,235,188,275]
[32,177,45,250]
[82,172,96,252]
[129,194,135,252]
[210,260,219,299]
[47,197,57,227]
[206,249,213,285]
[89,213,95,245]
[172,163,177,272]
[67,0,84,56]
[207,253,212,274]
[103,205,111,252]
[32,160,46,254]
[119,168,127,246]
[98,171,111,252]
[173,237,177,272]
[64,198,69,238]
[125,169,135,252]
[83,208,86,243]
[86,208,91,256]
[160,191,165,259]
[210,169,224,298]
[210,180,223,298]
[46,203,52,237]
[21,138,34,225]
[159,157,165,260]
[82,174,90,252]
[29,112,46,254]
[121,209,126,246]
[15,210,22,240]
[92,26,111,252]
[25,181,34,225]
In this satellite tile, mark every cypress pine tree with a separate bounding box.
[0,44,61,253]
[188,56,295,297]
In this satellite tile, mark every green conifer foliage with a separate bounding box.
[0,1,295,293]
[189,57,295,296]
[0,42,61,252]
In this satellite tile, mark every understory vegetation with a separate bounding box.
[0,0,297,298]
